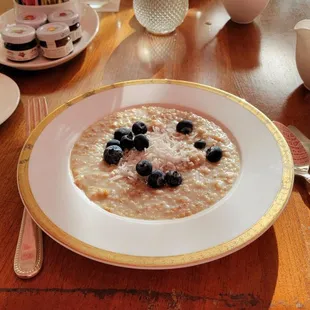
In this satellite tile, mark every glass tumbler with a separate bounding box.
[133,0,188,35]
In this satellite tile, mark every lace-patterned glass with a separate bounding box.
[133,0,188,35]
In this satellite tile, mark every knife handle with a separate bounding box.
[14,205,43,278]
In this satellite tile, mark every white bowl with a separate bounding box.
[17,80,294,269]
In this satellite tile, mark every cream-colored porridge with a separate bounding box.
[70,106,240,220]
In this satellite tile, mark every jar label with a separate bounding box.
[46,41,57,49]
[71,27,82,43]
[41,41,74,59]
[6,46,39,62]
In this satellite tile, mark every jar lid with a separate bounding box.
[36,22,70,42]
[1,24,36,45]
[16,12,47,30]
[48,10,80,27]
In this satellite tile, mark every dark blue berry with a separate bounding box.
[106,139,121,148]
[134,134,149,151]
[206,146,223,163]
[194,139,206,149]
[136,160,153,176]
[132,121,147,135]
[103,145,123,165]
[176,120,193,135]
[165,171,183,187]
[147,170,166,188]
[120,135,134,150]
[114,127,133,141]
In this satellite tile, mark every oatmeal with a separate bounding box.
[70,106,240,220]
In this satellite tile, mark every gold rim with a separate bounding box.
[17,79,294,268]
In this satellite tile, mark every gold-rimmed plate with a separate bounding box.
[17,80,294,269]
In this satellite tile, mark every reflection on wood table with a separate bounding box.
[0,0,310,309]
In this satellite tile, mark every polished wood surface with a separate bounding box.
[1,0,310,309]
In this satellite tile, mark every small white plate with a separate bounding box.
[0,4,99,71]
[0,73,20,124]
[17,80,294,269]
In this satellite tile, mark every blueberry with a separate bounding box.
[206,146,223,163]
[165,171,183,187]
[176,120,193,135]
[106,139,121,148]
[103,145,123,165]
[147,170,166,188]
[120,135,134,150]
[114,127,133,141]
[136,160,153,176]
[132,121,147,135]
[194,139,206,149]
[134,134,149,151]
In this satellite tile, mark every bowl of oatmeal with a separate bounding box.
[71,106,240,220]
[17,80,294,269]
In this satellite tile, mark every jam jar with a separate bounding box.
[36,22,74,59]
[1,24,38,62]
[16,12,47,30]
[48,10,82,43]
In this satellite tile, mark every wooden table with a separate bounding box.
[1,0,310,309]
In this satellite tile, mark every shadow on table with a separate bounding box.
[33,226,279,309]
[0,50,87,96]
[102,17,188,84]
[103,9,261,84]
[280,85,310,138]
[215,20,261,71]
[294,177,310,209]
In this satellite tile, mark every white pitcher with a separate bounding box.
[295,20,310,90]
[222,0,270,24]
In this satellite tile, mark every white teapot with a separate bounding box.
[295,20,310,90]
[222,0,270,24]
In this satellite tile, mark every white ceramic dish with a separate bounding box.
[17,80,294,269]
[0,4,99,71]
[0,73,20,124]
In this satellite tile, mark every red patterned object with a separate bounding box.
[273,121,309,166]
